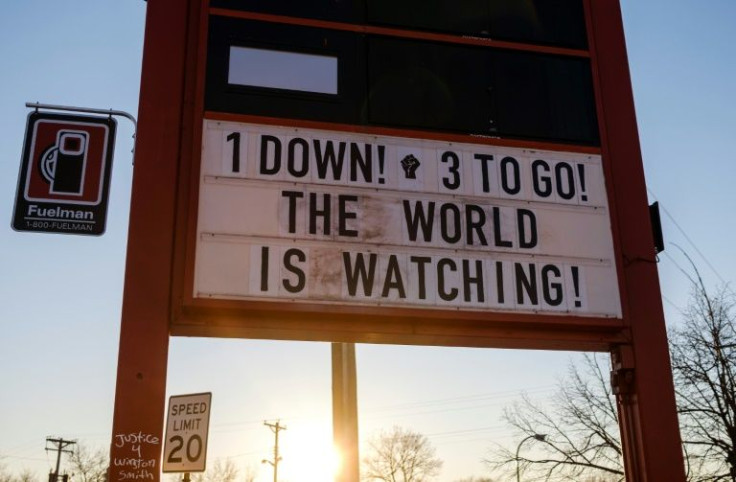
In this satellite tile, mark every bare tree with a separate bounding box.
[162,459,240,482]
[670,271,736,481]
[484,254,736,482]
[362,426,442,482]
[241,464,257,482]
[484,354,624,481]
[0,460,12,482]
[191,459,238,482]
[0,467,39,482]
[67,444,107,482]
[15,471,36,482]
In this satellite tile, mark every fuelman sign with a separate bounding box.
[12,112,116,235]
[194,121,621,317]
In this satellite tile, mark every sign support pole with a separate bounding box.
[588,0,686,480]
[108,0,190,480]
[332,343,360,482]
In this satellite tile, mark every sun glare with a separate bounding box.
[276,421,340,482]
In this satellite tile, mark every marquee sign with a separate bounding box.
[111,2,688,482]
[194,120,621,317]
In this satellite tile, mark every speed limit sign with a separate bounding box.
[162,392,212,473]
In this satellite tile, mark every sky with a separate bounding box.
[1,1,735,482]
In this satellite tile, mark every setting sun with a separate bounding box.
[275,421,340,482]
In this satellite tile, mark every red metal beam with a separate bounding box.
[587,0,686,480]
[108,0,190,480]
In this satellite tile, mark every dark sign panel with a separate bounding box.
[209,0,588,49]
[205,15,598,145]
[12,112,117,235]
[366,37,598,144]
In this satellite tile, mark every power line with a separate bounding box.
[433,434,516,447]
[362,400,540,422]
[663,251,698,286]
[208,385,557,431]
[0,455,48,462]
[662,294,682,312]
[2,439,49,456]
[426,425,510,438]
[220,449,262,460]
[647,188,725,283]
[362,385,557,413]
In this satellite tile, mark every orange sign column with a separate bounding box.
[108,0,191,480]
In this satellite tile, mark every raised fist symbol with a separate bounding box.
[401,154,421,179]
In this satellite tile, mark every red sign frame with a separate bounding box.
[172,8,626,351]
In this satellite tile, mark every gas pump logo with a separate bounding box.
[24,119,110,205]
[39,130,89,196]
[13,112,116,235]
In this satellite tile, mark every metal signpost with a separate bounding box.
[109,1,687,481]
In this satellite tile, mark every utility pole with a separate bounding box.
[45,437,76,482]
[262,421,286,482]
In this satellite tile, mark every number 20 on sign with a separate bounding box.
[162,393,212,473]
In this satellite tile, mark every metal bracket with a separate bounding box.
[610,345,636,396]
[26,102,138,163]
[611,367,635,395]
